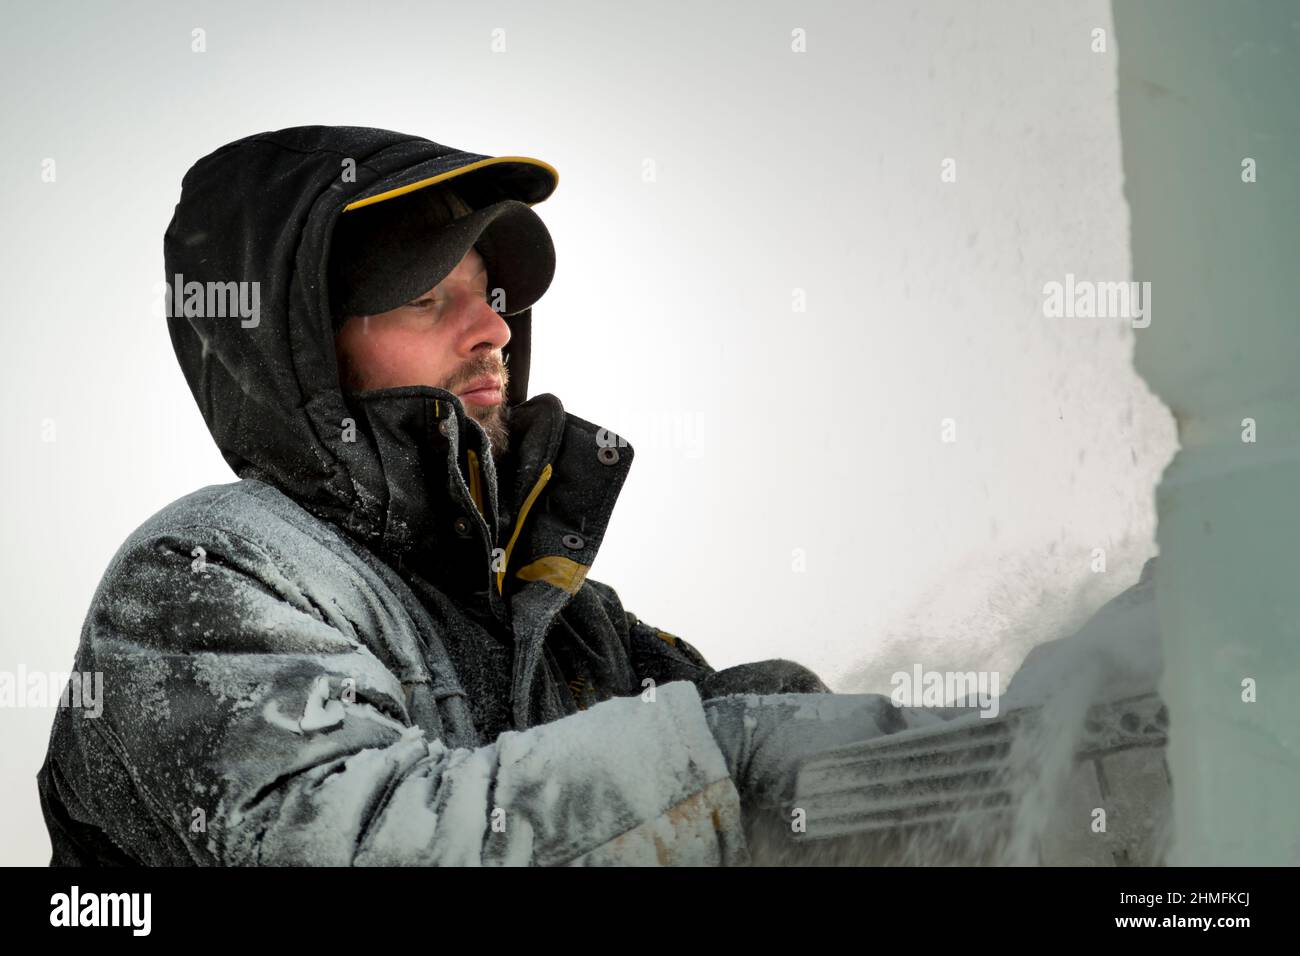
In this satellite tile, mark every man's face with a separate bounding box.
[335,246,512,454]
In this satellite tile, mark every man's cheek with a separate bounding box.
[376,338,434,388]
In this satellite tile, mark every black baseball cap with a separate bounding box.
[328,183,555,325]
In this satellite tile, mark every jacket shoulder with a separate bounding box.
[121,479,335,552]
[82,479,415,659]
[100,478,386,596]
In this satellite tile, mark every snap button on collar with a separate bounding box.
[597,446,619,465]
[561,533,585,550]
[453,516,473,537]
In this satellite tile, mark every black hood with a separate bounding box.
[164,125,563,559]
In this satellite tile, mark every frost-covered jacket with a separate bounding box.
[37,126,828,866]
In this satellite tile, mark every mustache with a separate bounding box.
[446,353,510,394]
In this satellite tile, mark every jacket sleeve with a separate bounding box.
[51,524,749,866]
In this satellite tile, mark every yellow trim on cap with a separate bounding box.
[515,555,591,596]
[342,156,560,212]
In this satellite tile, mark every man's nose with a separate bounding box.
[457,293,512,353]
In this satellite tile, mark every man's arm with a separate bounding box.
[43,525,748,866]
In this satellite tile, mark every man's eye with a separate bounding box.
[405,288,490,310]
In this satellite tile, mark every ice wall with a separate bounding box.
[1114,0,1300,864]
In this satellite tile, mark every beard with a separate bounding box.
[471,401,511,461]
[449,351,512,461]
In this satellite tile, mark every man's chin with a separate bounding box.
[468,405,510,458]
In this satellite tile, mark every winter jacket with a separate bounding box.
[37,126,829,866]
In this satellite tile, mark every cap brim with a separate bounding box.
[331,199,555,318]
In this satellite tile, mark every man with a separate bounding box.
[37,125,941,866]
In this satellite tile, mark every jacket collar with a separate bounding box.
[340,387,635,624]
